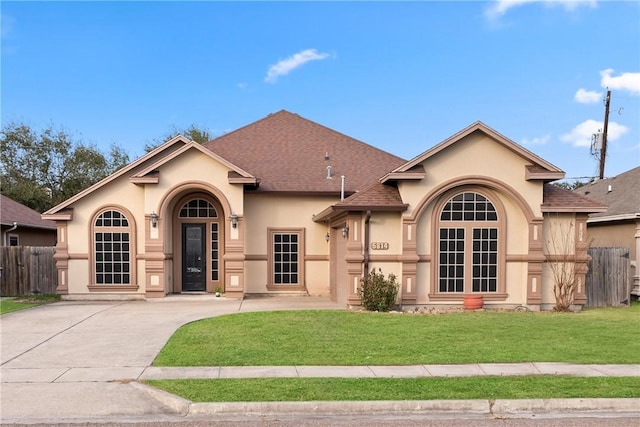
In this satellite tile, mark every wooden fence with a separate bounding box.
[0,246,57,296]
[585,247,630,307]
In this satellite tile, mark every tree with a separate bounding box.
[544,215,586,312]
[0,121,130,212]
[143,124,213,153]
[553,180,589,191]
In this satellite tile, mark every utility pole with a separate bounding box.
[599,90,611,180]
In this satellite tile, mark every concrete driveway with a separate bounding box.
[0,296,340,423]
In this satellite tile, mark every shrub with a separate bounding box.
[359,269,400,312]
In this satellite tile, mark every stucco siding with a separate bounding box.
[149,149,245,216]
[243,194,333,294]
[399,133,543,219]
[587,221,636,260]
[368,211,403,256]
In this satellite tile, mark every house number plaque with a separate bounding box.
[370,242,389,250]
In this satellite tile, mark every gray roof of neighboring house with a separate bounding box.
[572,166,640,220]
[0,194,57,230]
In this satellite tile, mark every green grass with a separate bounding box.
[145,376,640,402]
[0,294,61,315]
[154,305,640,366]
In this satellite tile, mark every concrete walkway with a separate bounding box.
[1,297,639,424]
[139,363,640,381]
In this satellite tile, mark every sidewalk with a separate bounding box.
[139,363,640,381]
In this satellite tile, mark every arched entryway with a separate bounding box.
[172,193,225,293]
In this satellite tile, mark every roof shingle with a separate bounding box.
[1,194,57,229]
[204,110,406,193]
[572,166,640,219]
[542,184,607,213]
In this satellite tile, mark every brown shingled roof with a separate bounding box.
[1,194,57,230]
[337,182,407,209]
[204,110,406,193]
[541,184,607,213]
[313,182,408,222]
[572,166,640,219]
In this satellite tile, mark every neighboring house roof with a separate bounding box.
[381,121,565,183]
[572,166,640,222]
[541,184,607,213]
[1,194,57,230]
[204,110,407,194]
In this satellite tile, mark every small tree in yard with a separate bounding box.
[359,269,400,312]
[546,217,579,312]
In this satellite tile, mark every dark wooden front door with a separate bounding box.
[182,223,206,291]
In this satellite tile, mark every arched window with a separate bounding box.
[437,192,500,293]
[179,199,218,218]
[93,209,132,285]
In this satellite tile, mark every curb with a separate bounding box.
[134,383,640,417]
[130,381,190,416]
[189,400,489,416]
[491,398,640,415]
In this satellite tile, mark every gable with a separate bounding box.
[42,136,253,218]
[382,122,564,183]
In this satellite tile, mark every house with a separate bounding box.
[573,166,640,299]
[42,110,606,309]
[1,194,57,246]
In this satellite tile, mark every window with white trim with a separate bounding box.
[438,192,499,293]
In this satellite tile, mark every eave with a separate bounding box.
[525,165,565,181]
[380,171,426,183]
[130,171,160,185]
[42,209,73,221]
[541,205,608,214]
[313,204,408,223]
[587,213,640,224]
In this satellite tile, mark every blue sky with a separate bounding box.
[2,1,639,181]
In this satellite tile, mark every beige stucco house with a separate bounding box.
[42,111,606,309]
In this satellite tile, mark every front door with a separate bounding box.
[182,223,206,291]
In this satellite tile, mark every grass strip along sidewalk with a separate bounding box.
[145,376,640,402]
[147,304,640,402]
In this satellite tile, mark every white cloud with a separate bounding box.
[574,88,602,104]
[560,119,629,147]
[1,13,15,39]
[522,134,551,145]
[237,82,248,90]
[600,69,640,94]
[265,49,330,84]
[485,0,597,20]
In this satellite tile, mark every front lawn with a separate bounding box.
[154,304,640,366]
[0,294,60,315]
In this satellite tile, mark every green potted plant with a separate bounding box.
[215,286,223,297]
